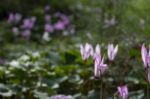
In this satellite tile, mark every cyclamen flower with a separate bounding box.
[22,17,36,29]
[94,55,107,78]
[107,44,118,61]
[45,24,54,33]
[54,13,70,27]
[141,44,150,83]
[118,85,128,99]
[141,44,150,68]
[80,43,93,60]
[8,13,22,23]
[8,13,14,23]
[54,21,65,30]
[61,15,70,25]
[92,44,101,60]
[50,94,73,99]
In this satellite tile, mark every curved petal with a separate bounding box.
[141,44,148,68]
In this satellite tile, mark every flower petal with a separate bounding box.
[118,85,128,99]
[95,44,101,55]
[141,44,148,68]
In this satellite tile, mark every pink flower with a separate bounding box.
[21,17,36,29]
[141,44,150,84]
[94,55,107,78]
[118,85,128,99]
[61,15,70,25]
[141,44,148,68]
[50,94,72,99]
[8,13,22,23]
[8,13,14,23]
[45,24,54,33]
[107,44,118,61]
[92,44,101,60]
[54,21,65,30]
[80,43,93,60]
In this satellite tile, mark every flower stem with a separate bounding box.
[146,69,149,99]
[100,77,103,99]
[147,83,149,99]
